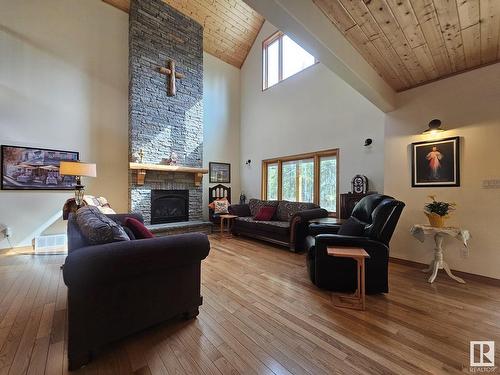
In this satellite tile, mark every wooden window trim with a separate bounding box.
[262,31,319,91]
[261,148,339,216]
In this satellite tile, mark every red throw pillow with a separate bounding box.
[124,217,154,239]
[254,206,276,221]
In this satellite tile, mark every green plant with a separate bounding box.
[424,195,456,217]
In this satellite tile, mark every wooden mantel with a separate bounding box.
[129,162,208,186]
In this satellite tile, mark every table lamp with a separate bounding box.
[60,161,97,207]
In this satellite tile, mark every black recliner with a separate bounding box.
[305,194,405,294]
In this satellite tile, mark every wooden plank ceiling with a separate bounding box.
[313,0,500,91]
[103,0,264,68]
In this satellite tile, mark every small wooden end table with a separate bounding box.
[219,214,238,238]
[327,246,370,311]
[308,217,345,225]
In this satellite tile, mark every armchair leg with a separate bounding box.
[182,307,199,320]
[68,349,91,371]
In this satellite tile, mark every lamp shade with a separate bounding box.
[60,161,97,177]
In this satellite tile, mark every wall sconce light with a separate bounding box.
[245,159,251,166]
[423,119,444,135]
[364,138,373,146]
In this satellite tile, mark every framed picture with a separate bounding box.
[1,145,79,190]
[209,162,231,183]
[411,137,460,187]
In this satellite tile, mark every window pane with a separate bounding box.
[282,161,296,201]
[298,159,314,202]
[267,163,278,200]
[282,35,315,80]
[266,39,279,88]
[282,159,314,202]
[319,155,337,212]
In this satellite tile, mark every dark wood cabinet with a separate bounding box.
[340,193,375,219]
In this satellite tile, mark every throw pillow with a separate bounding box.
[338,217,366,236]
[124,217,155,239]
[208,197,229,211]
[254,206,276,221]
[248,199,278,217]
[123,226,136,240]
[214,199,229,214]
[76,206,130,245]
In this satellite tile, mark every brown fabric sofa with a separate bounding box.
[228,199,328,252]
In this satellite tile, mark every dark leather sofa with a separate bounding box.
[63,213,210,370]
[305,194,404,294]
[228,199,328,252]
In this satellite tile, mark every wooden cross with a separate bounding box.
[159,59,185,96]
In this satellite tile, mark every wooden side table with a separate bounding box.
[327,246,370,311]
[410,224,470,284]
[219,214,237,238]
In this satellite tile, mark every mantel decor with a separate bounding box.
[1,145,79,190]
[411,137,460,187]
[129,162,208,186]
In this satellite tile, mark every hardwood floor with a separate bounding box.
[0,235,499,374]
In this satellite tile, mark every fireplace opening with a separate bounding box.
[151,190,189,224]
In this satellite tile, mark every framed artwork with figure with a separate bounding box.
[411,137,460,187]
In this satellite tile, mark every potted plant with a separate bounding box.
[424,195,456,228]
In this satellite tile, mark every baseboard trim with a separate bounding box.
[389,257,500,287]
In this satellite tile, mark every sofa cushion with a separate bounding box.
[276,201,318,221]
[235,216,290,237]
[338,217,366,236]
[254,206,276,221]
[125,217,154,239]
[76,206,130,245]
[248,199,278,217]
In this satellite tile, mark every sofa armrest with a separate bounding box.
[228,204,251,217]
[290,208,329,223]
[63,233,210,289]
[289,208,329,251]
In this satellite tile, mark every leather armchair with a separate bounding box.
[306,194,405,294]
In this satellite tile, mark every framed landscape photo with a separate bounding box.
[209,162,231,183]
[1,145,79,190]
[411,137,460,187]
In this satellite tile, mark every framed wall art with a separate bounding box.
[411,137,460,187]
[209,162,231,183]
[1,145,79,190]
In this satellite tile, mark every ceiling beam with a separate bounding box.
[102,0,129,13]
[243,0,396,112]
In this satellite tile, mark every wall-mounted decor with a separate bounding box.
[411,137,460,187]
[1,145,79,190]
[209,162,231,183]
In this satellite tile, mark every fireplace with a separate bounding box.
[151,190,189,224]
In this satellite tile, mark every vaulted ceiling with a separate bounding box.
[103,0,264,68]
[313,0,500,91]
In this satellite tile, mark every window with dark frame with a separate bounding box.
[261,149,339,215]
[262,31,318,90]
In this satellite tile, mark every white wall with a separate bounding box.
[0,0,129,249]
[203,53,241,216]
[385,63,500,279]
[240,22,385,201]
